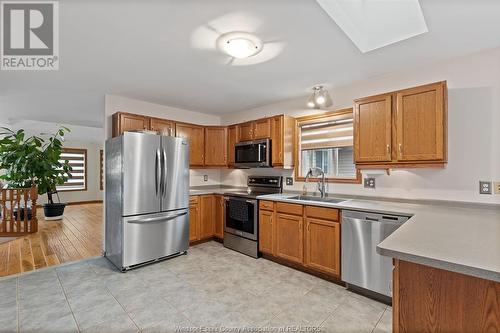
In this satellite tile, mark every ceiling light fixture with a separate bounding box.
[216,32,263,59]
[307,86,333,109]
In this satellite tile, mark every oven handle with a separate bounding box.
[223,196,257,204]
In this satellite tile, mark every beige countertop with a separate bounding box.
[257,193,500,282]
[189,186,246,196]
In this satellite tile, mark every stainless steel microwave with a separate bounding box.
[234,139,271,168]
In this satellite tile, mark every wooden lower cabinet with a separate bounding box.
[214,195,224,239]
[200,195,215,239]
[258,208,274,255]
[189,194,223,242]
[275,213,303,264]
[259,201,341,278]
[393,259,500,333]
[304,218,340,276]
[189,197,200,242]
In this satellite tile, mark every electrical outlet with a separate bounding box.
[479,181,492,194]
[203,175,208,182]
[364,178,376,189]
[494,182,500,194]
[286,177,293,186]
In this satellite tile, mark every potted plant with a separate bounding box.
[0,127,72,220]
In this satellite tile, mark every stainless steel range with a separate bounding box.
[223,176,282,258]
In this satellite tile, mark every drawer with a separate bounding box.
[276,202,303,216]
[305,206,339,222]
[189,196,199,204]
[259,200,274,211]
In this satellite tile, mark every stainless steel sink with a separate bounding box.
[288,195,346,204]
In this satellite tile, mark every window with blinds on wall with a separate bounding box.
[57,148,87,191]
[298,111,357,179]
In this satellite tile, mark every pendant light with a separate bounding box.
[307,86,333,109]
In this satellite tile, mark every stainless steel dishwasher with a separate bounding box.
[341,210,409,298]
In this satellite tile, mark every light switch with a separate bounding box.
[203,175,208,182]
[286,177,293,186]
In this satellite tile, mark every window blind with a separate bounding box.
[299,114,354,150]
[57,148,87,191]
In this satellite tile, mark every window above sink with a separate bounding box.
[294,108,361,184]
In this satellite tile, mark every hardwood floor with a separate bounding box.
[0,203,103,277]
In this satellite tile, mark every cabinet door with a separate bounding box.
[214,195,224,239]
[189,197,200,242]
[227,126,238,167]
[271,116,283,166]
[200,195,215,239]
[205,127,228,167]
[275,213,303,264]
[253,118,271,139]
[396,82,445,161]
[354,94,392,162]
[150,117,174,136]
[238,122,254,142]
[305,218,340,276]
[112,112,148,137]
[175,123,205,167]
[259,209,274,255]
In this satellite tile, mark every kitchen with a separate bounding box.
[1,1,500,332]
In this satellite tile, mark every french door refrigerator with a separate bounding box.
[105,132,189,271]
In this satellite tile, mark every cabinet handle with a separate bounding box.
[386,144,390,155]
[398,143,402,154]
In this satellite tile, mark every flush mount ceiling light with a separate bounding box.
[216,32,263,59]
[316,0,428,53]
[307,86,333,109]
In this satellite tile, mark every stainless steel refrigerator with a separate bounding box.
[105,132,189,271]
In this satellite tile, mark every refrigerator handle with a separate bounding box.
[155,149,161,196]
[162,149,168,197]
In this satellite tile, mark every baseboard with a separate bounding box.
[261,253,345,287]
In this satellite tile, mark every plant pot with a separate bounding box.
[43,203,66,220]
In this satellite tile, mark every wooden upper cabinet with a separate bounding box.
[214,195,224,239]
[204,127,227,167]
[258,209,274,255]
[354,94,393,163]
[275,213,303,264]
[237,117,272,142]
[199,195,215,239]
[271,115,294,168]
[304,218,340,276]
[253,118,271,139]
[149,117,174,136]
[112,112,149,137]
[175,123,205,167]
[238,122,254,142]
[227,125,238,167]
[271,116,283,166]
[396,82,446,161]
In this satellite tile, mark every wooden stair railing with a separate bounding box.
[0,186,38,236]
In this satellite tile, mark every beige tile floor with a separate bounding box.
[0,241,391,333]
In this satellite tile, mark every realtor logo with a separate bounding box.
[1,1,59,70]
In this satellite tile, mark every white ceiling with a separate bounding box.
[1,0,500,128]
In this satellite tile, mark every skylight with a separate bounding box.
[316,0,428,53]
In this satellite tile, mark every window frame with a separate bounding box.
[294,108,361,184]
[57,148,88,192]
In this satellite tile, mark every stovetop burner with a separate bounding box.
[223,176,283,199]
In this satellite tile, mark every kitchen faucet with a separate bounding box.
[304,167,326,198]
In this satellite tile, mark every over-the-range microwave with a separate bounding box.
[234,138,271,168]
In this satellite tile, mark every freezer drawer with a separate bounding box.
[122,209,189,268]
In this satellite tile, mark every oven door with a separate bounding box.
[234,139,270,168]
[224,196,257,240]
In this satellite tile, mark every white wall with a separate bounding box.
[221,47,500,204]
[104,94,223,186]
